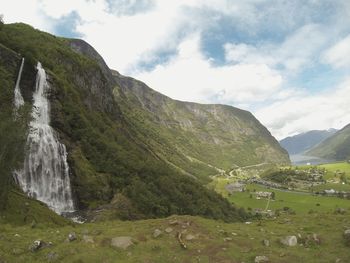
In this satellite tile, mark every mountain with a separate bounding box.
[0,23,288,222]
[279,129,337,155]
[111,73,290,182]
[307,124,350,161]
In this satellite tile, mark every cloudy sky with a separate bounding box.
[3,0,350,139]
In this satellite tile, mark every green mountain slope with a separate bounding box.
[0,23,247,222]
[307,124,350,161]
[112,73,290,181]
[0,22,288,222]
[280,129,337,155]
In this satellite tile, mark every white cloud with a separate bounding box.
[322,34,350,68]
[3,0,350,139]
[256,78,350,139]
[134,35,283,104]
[2,0,52,31]
[224,24,328,73]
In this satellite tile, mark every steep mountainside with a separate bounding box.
[307,124,350,161]
[112,73,289,181]
[0,23,246,222]
[0,23,287,222]
[280,129,337,155]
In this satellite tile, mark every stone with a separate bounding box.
[335,208,346,214]
[82,235,94,244]
[47,252,59,262]
[224,237,232,242]
[255,255,269,263]
[185,234,195,241]
[280,235,297,246]
[153,229,162,238]
[165,227,173,233]
[111,236,134,250]
[169,219,179,225]
[29,240,43,252]
[67,232,77,242]
[262,239,270,247]
[343,229,350,246]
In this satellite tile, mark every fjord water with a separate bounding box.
[14,57,25,109]
[290,154,334,165]
[14,62,75,214]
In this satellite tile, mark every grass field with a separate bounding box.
[0,213,350,263]
[211,177,350,215]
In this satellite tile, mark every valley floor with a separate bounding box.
[0,213,349,263]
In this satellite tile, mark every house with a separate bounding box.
[226,182,245,193]
[255,191,272,199]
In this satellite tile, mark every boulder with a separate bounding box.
[111,236,134,250]
[67,232,77,242]
[165,227,173,233]
[185,234,195,241]
[280,235,297,246]
[153,229,162,238]
[169,219,179,225]
[82,235,94,244]
[47,252,59,262]
[29,240,43,252]
[344,229,350,246]
[262,239,270,247]
[255,255,269,263]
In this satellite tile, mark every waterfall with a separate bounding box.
[14,57,25,109]
[14,62,75,214]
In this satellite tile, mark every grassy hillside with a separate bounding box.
[113,73,290,181]
[0,213,349,262]
[0,23,245,222]
[307,124,350,160]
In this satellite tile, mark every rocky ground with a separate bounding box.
[0,213,349,263]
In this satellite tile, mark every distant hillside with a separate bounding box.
[280,129,337,155]
[307,124,350,161]
[113,72,290,182]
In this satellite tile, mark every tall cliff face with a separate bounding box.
[0,22,287,221]
[114,74,290,181]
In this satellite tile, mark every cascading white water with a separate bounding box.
[15,62,75,214]
[14,57,25,109]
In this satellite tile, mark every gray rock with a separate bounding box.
[29,240,42,252]
[185,234,195,241]
[82,235,94,244]
[280,235,297,246]
[47,252,59,262]
[344,229,350,246]
[262,239,270,247]
[255,255,269,263]
[335,208,346,214]
[153,229,162,238]
[67,232,77,242]
[111,236,134,250]
[165,227,173,233]
[169,219,179,225]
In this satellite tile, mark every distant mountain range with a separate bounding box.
[279,129,337,155]
[307,124,350,161]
